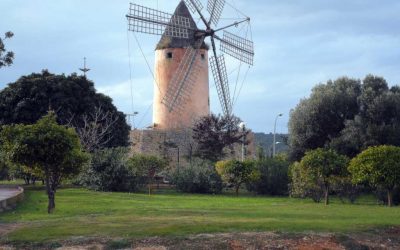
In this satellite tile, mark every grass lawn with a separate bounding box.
[1,187,400,243]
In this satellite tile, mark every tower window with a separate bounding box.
[201,54,205,60]
[166,52,173,59]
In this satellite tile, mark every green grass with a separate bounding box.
[0,187,399,243]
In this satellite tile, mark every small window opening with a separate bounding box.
[166,52,173,59]
[201,54,205,60]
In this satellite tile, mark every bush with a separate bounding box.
[246,158,289,196]
[78,148,143,192]
[289,161,324,202]
[171,159,223,194]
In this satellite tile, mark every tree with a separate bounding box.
[0,112,89,213]
[297,148,349,205]
[0,70,130,149]
[349,145,400,207]
[288,77,361,161]
[337,76,400,156]
[0,31,14,68]
[289,75,400,161]
[193,114,249,162]
[215,160,258,196]
[127,155,167,195]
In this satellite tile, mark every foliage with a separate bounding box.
[246,157,290,196]
[288,77,361,160]
[0,70,130,149]
[192,114,249,162]
[290,148,349,205]
[0,31,14,68]
[78,147,142,192]
[349,145,400,206]
[331,177,363,204]
[0,112,89,213]
[127,154,168,195]
[375,186,400,206]
[171,159,223,194]
[288,75,400,161]
[216,160,258,196]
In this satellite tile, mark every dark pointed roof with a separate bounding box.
[156,0,208,50]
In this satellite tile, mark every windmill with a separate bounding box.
[126,0,254,129]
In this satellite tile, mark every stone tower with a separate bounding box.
[152,1,210,130]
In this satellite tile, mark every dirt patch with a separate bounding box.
[0,223,23,238]
[1,228,400,249]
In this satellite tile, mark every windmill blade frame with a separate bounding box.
[207,0,225,26]
[210,37,232,117]
[217,31,254,65]
[183,0,204,14]
[127,3,195,39]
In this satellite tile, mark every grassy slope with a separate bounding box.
[0,188,399,242]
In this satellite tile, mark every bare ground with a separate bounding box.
[1,227,400,250]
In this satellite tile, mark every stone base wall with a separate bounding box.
[130,129,256,167]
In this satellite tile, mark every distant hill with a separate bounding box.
[253,132,289,156]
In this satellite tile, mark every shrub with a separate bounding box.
[78,148,143,192]
[216,160,258,196]
[246,158,289,196]
[171,159,223,194]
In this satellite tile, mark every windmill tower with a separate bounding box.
[127,0,254,129]
[153,2,210,130]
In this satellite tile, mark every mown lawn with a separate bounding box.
[0,187,399,243]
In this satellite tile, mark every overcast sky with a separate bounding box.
[1,0,399,133]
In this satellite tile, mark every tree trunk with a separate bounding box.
[235,185,240,196]
[324,185,329,206]
[45,174,56,213]
[388,190,393,207]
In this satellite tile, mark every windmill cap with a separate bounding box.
[156,0,208,50]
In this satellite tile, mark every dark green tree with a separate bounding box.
[288,77,361,161]
[0,70,130,150]
[193,114,249,162]
[0,112,89,213]
[336,76,400,156]
[0,31,14,68]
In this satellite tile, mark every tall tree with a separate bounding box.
[0,112,89,213]
[0,31,14,68]
[288,77,361,161]
[193,114,249,162]
[336,76,400,155]
[0,70,130,149]
[349,145,400,207]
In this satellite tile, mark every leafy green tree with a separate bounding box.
[297,148,349,205]
[349,145,400,207]
[193,114,249,162]
[0,31,14,68]
[0,70,130,149]
[288,77,361,161]
[336,76,400,156]
[0,112,89,213]
[216,160,258,196]
[127,155,167,195]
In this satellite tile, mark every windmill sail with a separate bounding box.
[210,54,232,116]
[219,31,254,65]
[127,4,193,39]
[207,0,225,26]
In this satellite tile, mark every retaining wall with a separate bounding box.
[0,185,24,212]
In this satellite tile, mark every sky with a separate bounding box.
[1,0,399,134]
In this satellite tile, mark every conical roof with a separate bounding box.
[156,0,208,50]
